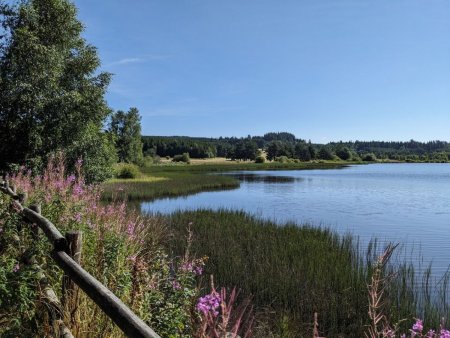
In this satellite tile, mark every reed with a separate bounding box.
[165,209,450,337]
[102,172,239,201]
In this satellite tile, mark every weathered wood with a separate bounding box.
[57,320,75,338]
[23,207,67,251]
[51,250,160,338]
[36,266,74,338]
[28,204,41,240]
[11,199,24,212]
[62,231,82,325]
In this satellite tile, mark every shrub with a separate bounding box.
[114,163,140,179]
[173,153,191,164]
[274,156,290,163]
[255,156,265,163]
[362,153,377,161]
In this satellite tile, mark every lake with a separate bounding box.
[140,163,450,276]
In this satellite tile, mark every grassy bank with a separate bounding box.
[102,171,240,201]
[102,161,350,201]
[165,209,449,337]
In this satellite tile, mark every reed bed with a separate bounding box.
[165,209,450,337]
[102,172,239,201]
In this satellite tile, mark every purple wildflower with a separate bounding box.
[194,265,203,275]
[73,184,84,196]
[12,263,20,272]
[72,212,82,222]
[181,262,193,272]
[196,292,221,317]
[413,319,424,332]
[440,329,450,338]
[427,330,436,337]
[126,221,135,237]
[172,280,181,290]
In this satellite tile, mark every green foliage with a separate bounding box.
[254,155,265,163]
[317,146,335,160]
[114,163,140,179]
[362,153,377,161]
[231,139,258,161]
[143,136,217,159]
[294,142,312,161]
[173,153,191,163]
[0,0,114,180]
[335,146,352,161]
[274,155,290,163]
[109,107,144,165]
[266,140,294,161]
[0,194,45,336]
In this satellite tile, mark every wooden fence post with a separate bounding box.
[62,231,82,330]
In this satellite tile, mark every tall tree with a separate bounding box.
[109,107,144,164]
[0,0,115,181]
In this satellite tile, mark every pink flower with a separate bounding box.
[440,329,450,338]
[413,319,424,332]
[196,292,221,317]
[73,185,84,196]
[12,263,20,272]
[172,280,181,290]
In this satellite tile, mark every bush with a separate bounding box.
[114,163,140,179]
[362,153,377,161]
[172,153,190,164]
[255,156,265,163]
[274,156,290,163]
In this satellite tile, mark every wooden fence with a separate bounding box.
[0,178,161,338]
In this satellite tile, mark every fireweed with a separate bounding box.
[0,155,253,337]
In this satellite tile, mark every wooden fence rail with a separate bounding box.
[0,178,161,338]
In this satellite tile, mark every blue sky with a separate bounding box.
[74,0,450,142]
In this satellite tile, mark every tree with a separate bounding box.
[335,147,352,161]
[232,139,258,161]
[317,146,335,160]
[295,142,311,161]
[109,107,144,164]
[0,0,115,182]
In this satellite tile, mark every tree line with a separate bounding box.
[142,135,450,163]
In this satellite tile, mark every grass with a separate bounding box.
[102,160,352,201]
[164,209,450,337]
[102,171,239,201]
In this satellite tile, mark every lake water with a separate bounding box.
[140,163,450,276]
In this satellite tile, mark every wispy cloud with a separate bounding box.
[105,54,172,68]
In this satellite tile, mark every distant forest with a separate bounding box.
[142,133,450,162]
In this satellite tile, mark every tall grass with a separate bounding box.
[165,209,450,337]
